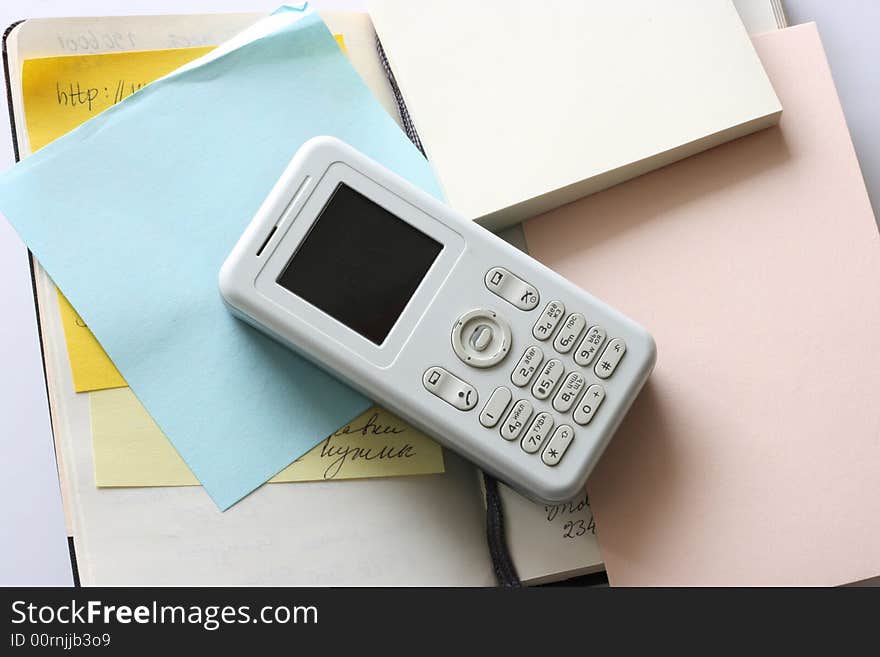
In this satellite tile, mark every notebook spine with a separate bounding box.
[375,36,426,157]
[772,0,788,28]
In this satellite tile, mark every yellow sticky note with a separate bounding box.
[23,36,346,392]
[23,35,345,152]
[91,388,444,487]
[56,289,127,391]
[23,47,215,152]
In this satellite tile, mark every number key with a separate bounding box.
[531,359,564,400]
[501,399,533,441]
[510,345,544,387]
[521,412,554,454]
[574,325,606,366]
[553,313,586,354]
[573,384,605,425]
[552,372,586,413]
[532,301,565,341]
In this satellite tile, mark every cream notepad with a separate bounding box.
[370,0,782,229]
[525,23,880,586]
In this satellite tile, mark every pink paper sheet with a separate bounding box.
[524,23,880,585]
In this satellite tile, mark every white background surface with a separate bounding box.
[0,178,68,585]
[0,0,364,587]
[784,0,880,223]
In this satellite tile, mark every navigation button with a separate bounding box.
[451,308,512,369]
[469,324,494,351]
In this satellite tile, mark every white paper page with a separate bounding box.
[499,484,603,585]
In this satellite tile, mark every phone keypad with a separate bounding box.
[426,266,632,470]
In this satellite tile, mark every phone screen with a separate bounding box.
[276,183,443,345]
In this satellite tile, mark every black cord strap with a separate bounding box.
[376,36,427,157]
[482,473,522,587]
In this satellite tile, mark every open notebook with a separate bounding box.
[2,4,790,586]
[3,11,603,586]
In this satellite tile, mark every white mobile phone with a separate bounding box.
[220,136,656,504]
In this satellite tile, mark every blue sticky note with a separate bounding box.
[0,11,442,509]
